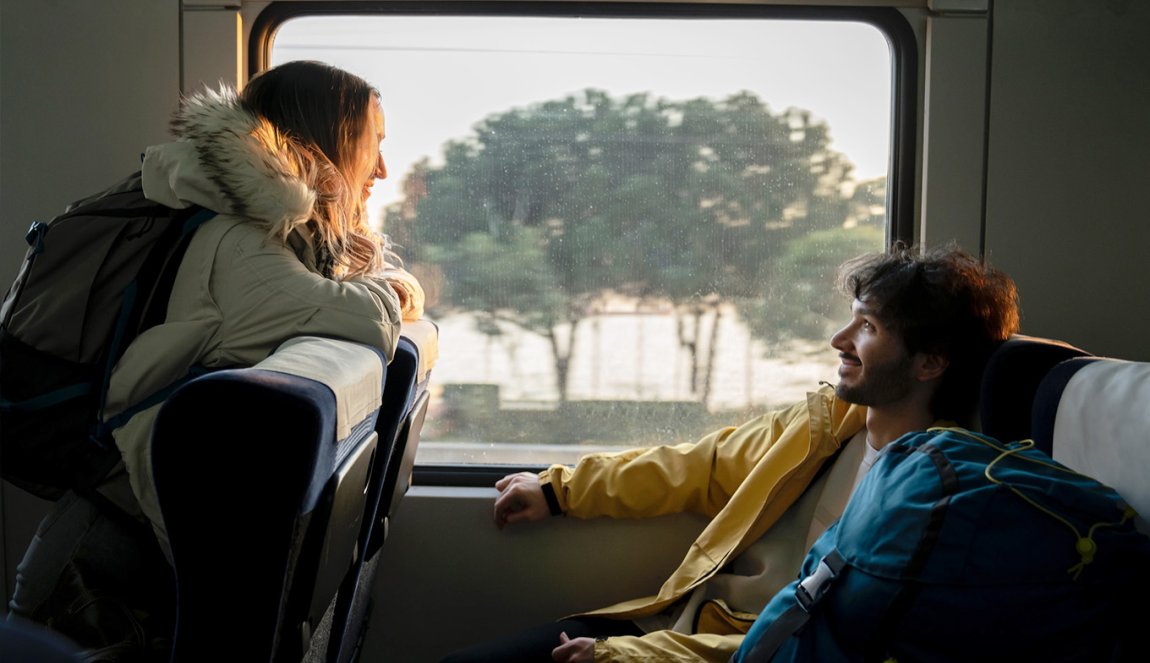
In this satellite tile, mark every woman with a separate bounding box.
[107,59,422,552]
[9,60,423,658]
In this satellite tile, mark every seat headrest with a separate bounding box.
[979,334,1091,442]
[261,336,386,441]
[399,319,439,383]
[1036,358,1150,533]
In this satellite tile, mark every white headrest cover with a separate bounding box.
[400,319,440,382]
[256,336,384,442]
[1052,360,1150,533]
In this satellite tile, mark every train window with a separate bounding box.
[265,6,912,476]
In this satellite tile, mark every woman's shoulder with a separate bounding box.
[177,215,308,292]
[194,214,297,261]
[188,212,251,245]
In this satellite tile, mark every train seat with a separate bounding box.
[978,334,1092,443]
[151,335,391,662]
[326,320,437,663]
[370,320,436,557]
[1032,356,1150,534]
[1030,355,1150,662]
[978,334,1148,527]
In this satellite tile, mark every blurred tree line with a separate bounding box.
[384,89,884,404]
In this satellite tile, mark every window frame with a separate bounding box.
[251,1,918,487]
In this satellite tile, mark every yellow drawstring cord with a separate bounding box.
[928,427,1136,580]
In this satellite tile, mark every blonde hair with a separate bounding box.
[241,60,396,278]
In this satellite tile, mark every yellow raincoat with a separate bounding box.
[540,385,868,662]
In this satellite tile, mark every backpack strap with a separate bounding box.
[93,207,217,443]
[0,382,91,412]
[96,364,213,438]
[739,549,847,663]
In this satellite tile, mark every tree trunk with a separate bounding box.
[676,308,704,396]
[700,304,722,408]
[546,318,580,403]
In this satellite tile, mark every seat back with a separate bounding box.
[978,334,1091,443]
[1033,357,1150,534]
[325,321,438,663]
[152,337,389,663]
[1030,355,1150,662]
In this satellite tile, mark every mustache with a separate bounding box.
[839,352,860,363]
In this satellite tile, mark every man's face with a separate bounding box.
[829,298,917,407]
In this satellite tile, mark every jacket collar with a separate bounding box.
[141,86,315,229]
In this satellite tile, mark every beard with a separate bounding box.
[834,351,915,407]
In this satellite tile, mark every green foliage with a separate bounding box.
[744,224,886,348]
[424,228,566,337]
[385,89,883,399]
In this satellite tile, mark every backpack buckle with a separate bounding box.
[795,553,842,613]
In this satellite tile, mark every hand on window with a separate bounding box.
[494,472,549,529]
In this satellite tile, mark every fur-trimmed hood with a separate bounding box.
[141,86,315,228]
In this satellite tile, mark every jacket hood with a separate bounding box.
[141,86,315,229]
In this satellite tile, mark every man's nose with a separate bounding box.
[829,324,850,352]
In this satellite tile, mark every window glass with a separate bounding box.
[271,13,893,467]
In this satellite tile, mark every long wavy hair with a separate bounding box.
[240,60,394,278]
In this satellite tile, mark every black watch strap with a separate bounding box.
[541,481,563,516]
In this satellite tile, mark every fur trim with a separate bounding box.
[169,85,315,229]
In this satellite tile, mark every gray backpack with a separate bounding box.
[0,171,215,499]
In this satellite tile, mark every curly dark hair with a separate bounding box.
[837,242,1021,421]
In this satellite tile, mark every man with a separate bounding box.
[442,244,1021,663]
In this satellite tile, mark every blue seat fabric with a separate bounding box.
[325,336,427,663]
[978,334,1091,444]
[152,358,385,663]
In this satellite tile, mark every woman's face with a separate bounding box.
[352,96,387,203]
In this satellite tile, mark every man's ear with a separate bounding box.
[914,352,949,383]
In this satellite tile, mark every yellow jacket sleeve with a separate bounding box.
[594,630,743,663]
[540,396,815,520]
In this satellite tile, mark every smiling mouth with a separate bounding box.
[839,353,861,367]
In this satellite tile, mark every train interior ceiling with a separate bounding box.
[2,0,1149,661]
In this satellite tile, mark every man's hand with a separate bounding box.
[552,632,595,663]
[493,472,551,529]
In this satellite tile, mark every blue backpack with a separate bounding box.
[733,427,1150,663]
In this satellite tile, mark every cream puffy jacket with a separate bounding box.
[104,87,403,553]
[540,385,868,662]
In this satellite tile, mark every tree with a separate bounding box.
[386,89,864,402]
[742,223,886,351]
